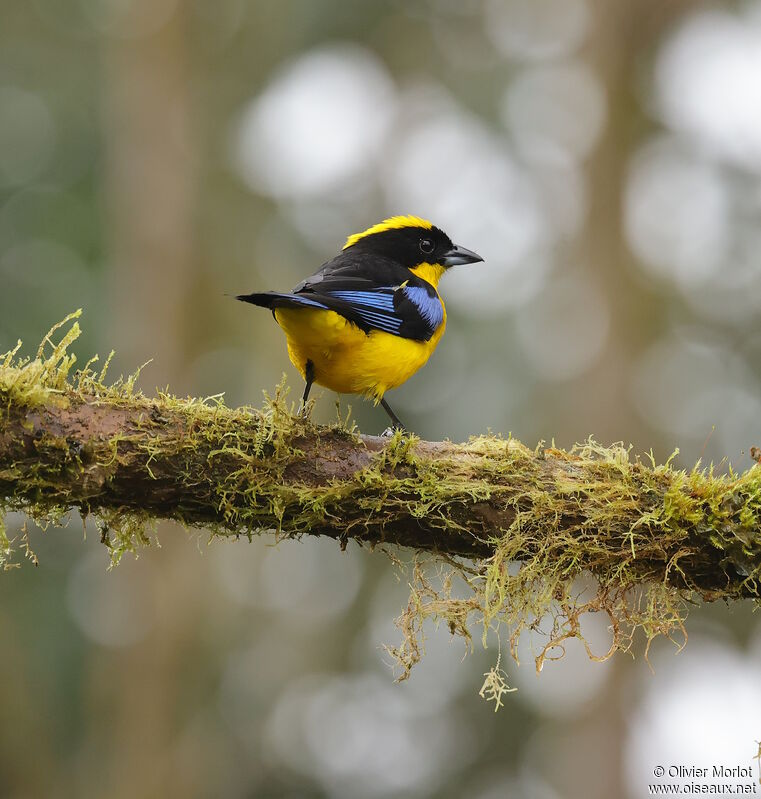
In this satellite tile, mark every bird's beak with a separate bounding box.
[441,244,484,267]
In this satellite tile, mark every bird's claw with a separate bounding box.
[381,426,406,437]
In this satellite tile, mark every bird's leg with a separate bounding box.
[299,359,315,417]
[379,396,407,436]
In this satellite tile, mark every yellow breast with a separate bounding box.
[274,297,446,400]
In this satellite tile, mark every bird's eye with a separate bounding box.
[419,237,434,255]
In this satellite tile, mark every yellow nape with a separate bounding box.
[409,262,446,288]
[344,215,432,249]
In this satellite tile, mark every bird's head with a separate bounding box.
[343,215,483,287]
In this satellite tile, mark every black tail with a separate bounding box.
[236,291,327,311]
[236,292,278,308]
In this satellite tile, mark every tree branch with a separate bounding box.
[1,348,760,598]
[2,313,760,684]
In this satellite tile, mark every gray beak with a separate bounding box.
[441,244,484,267]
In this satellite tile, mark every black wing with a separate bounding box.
[291,251,409,292]
[240,251,444,341]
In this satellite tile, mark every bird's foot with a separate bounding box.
[381,425,407,437]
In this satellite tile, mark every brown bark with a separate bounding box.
[1,381,760,601]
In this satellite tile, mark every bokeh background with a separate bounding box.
[2,0,761,796]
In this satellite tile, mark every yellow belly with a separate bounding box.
[273,306,446,400]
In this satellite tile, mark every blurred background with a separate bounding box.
[2,0,761,796]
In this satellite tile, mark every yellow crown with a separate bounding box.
[343,215,433,249]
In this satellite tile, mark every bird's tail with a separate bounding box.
[236,291,327,311]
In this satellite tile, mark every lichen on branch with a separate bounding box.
[1,312,760,702]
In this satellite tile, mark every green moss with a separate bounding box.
[0,514,12,570]
[385,439,761,702]
[1,313,761,709]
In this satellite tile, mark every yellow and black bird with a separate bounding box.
[237,215,483,431]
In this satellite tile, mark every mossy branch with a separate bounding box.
[1,312,760,692]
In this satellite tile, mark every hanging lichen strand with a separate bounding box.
[1,312,761,704]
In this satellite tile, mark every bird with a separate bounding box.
[237,215,483,432]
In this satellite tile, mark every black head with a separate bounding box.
[343,215,483,270]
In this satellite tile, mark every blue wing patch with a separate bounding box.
[275,285,442,340]
[328,290,395,311]
[326,289,402,334]
[402,285,444,330]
